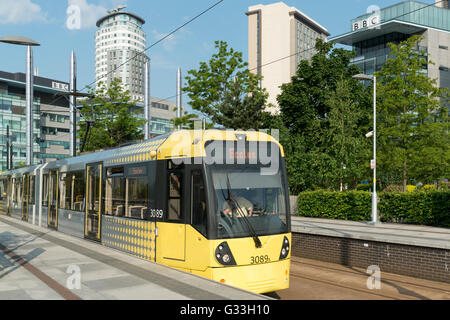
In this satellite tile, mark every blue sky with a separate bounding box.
[0,0,414,104]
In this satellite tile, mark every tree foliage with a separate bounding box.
[375,35,449,191]
[326,77,370,190]
[78,78,146,153]
[183,40,271,129]
[277,40,371,193]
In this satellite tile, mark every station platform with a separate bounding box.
[291,217,450,250]
[0,215,268,300]
[290,217,450,283]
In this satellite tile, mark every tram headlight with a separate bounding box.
[279,236,290,260]
[215,242,236,266]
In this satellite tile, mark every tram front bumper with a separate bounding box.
[208,259,290,294]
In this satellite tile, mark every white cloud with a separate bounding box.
[150,52,177,71]
[152,30,177,52]
[67,0,108,29]
[110,0,127,8]
[0,0,46,24]
[151,28,192,52]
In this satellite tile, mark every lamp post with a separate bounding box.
[0,36,40,167]
[176,68,182,130]
[353,73,378,224]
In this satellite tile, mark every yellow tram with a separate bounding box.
[0,130,291,293]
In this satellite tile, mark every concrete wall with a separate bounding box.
[423,28,450,87]
[289,195,298,215]
[247,2,329,114]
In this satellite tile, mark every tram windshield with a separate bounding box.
[208,165,289,239]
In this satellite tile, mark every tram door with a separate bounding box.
[157,164,186,262]
[21,174,29,221]
[85,163,102,241]
[48,170,59,229]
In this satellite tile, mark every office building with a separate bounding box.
[330,1,449,92]
[0,69,177,171]
[138,99,176,138]
[95,7,148,103]
[246,2,330,112]
[0,70,72,170]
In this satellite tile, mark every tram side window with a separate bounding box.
[11,179,16,203]
[72,171,85,212]
[6,177,12,205]
[168,172,183,221]
[49,172,58,207]
[191,170,207,236]
[59,173,72,210]
[29,176,35,205]
[105,167,148,220]
[16,178,22,204]
[0,179,5,200]
[105,170,126,217]
[127,177,148,220]
[42,174,49,206]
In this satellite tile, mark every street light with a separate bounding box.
[0,36,40,167]
[353,73,378,225]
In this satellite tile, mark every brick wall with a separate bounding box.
[292,232,450,283]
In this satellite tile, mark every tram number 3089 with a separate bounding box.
[150,209,163,219]
[250,255,270,265]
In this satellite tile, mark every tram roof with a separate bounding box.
[0,130,283,176]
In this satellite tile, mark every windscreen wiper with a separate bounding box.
[226,174,262,248]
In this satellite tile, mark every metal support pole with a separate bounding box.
[9,144,13,169]
[26,45,34,166]
[372,76,377,224]
[144,59,151,140]
[70,51,77,157]
[6,125,10,170]
[176,68,182,129]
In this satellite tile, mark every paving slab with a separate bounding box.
[0,215,269,300]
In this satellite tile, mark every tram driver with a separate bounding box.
[222,191,254,217]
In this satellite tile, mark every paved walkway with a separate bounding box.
[291,216,450,249]
[0,216,268,300]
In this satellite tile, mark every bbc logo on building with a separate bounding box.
[352,14,380,31]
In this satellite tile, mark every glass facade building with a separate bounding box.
[133,100,176,138]
[0,71,71,171]
[350,1,449,32]
[330,1,450,92]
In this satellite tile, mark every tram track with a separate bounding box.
[278,257,450,300]
[288,270,401,300]
[292,259,450,295]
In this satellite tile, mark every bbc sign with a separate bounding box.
[52,81,69,91]
[352,14,381,31]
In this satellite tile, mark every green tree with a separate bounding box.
[183,40,270,129]
[78,78,146,153]
[326,77,370,191]
[375,35,449,191]
[277,39,371,192]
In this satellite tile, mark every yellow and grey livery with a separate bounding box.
[0,130,291,294]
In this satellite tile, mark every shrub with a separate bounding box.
[379,191,450,227]
[356,184,371,191]
[297,190,371,221]
[382,184,403,193]
[406,185,416,192]
[421,184,436,191]
[296,190,450,228]
[438,181,449,190]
